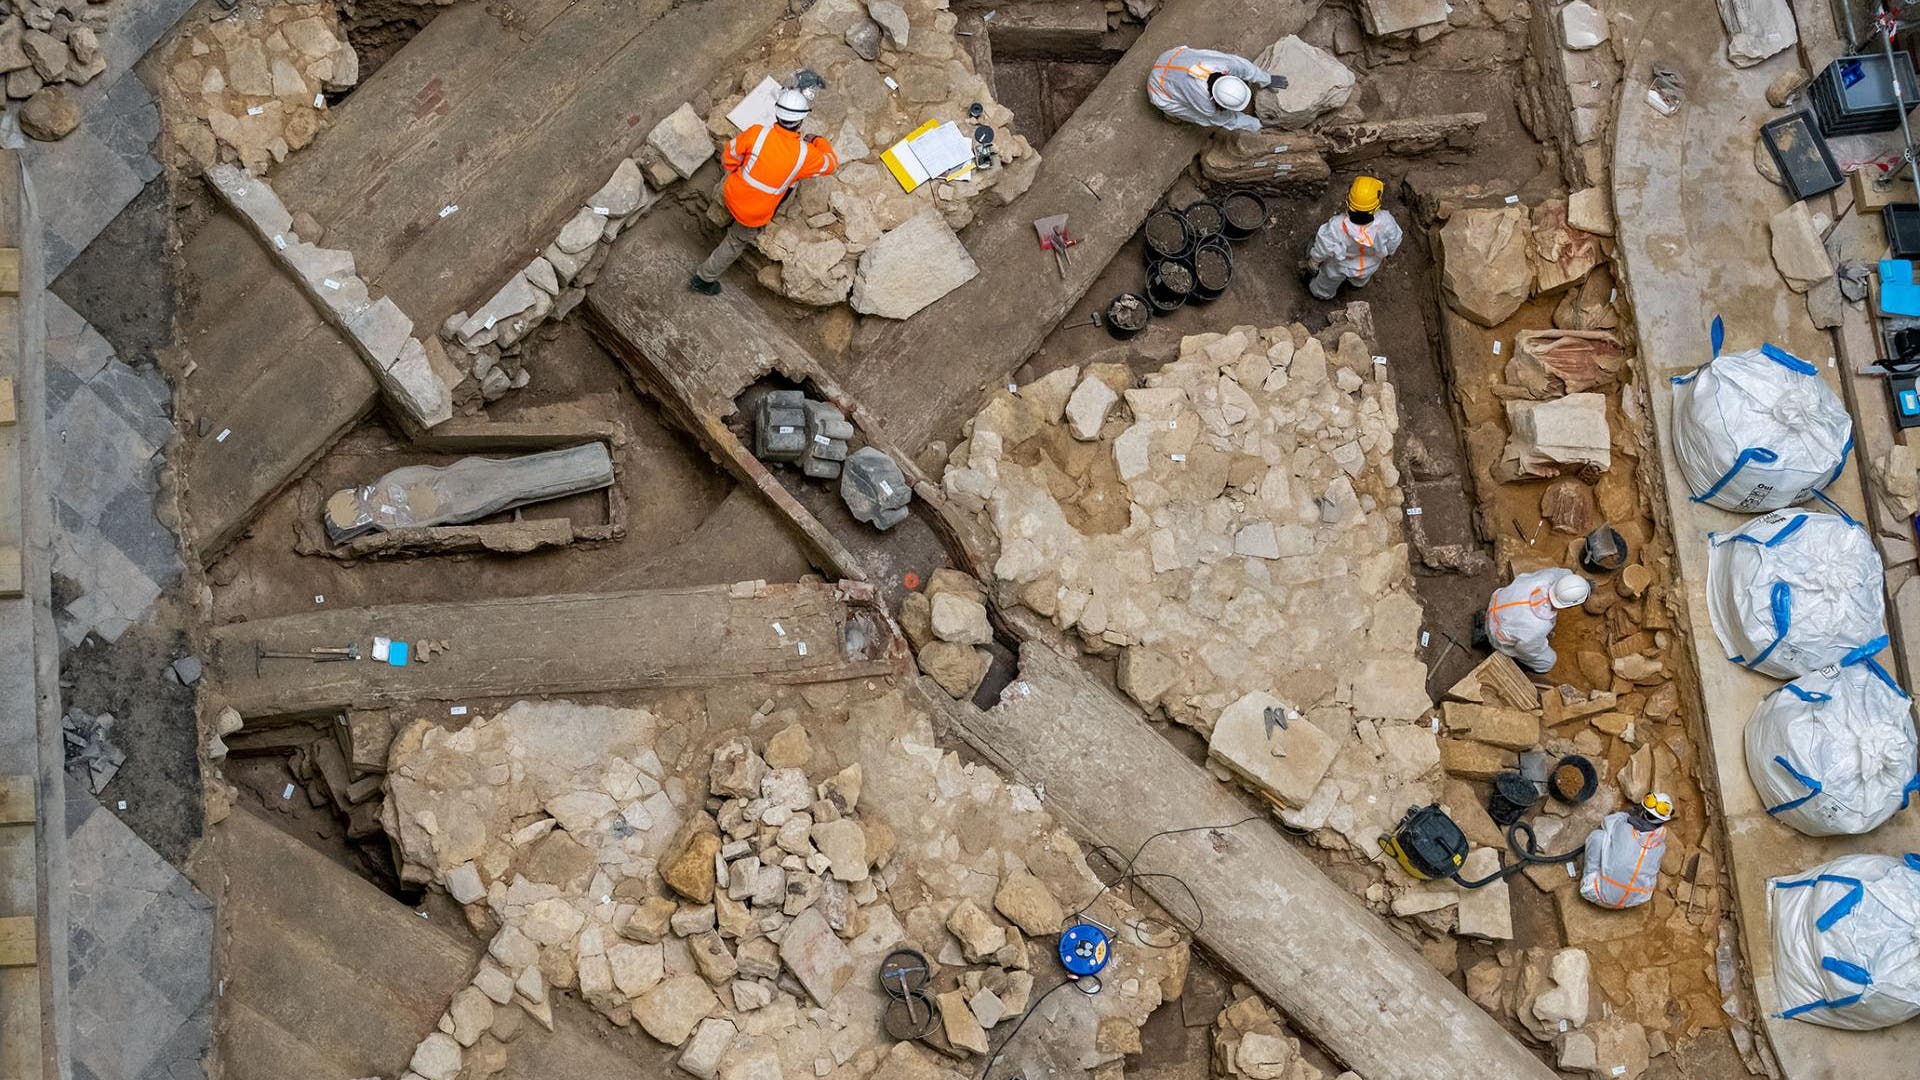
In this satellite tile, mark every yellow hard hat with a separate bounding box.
[1347,176,1384,213]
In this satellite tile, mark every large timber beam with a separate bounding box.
[834,0,1315,454]
[206,581,908,718]
[924,642,1559,1080]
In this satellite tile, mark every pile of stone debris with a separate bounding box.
[379,693,1182,1079]
[1466,945,1660,1080]
[1212,990,1359,1080]
[938,316,1441,862]
[1,0,115,140]
[61,707,123,793]
[690,0,1037,314]
[158,3,359,168]
[898,567,996,700]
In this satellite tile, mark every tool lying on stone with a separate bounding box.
[253,642,360,676]
[1033,214,1076,278]
[877,948,940,1040]
[1060,310,1106,331]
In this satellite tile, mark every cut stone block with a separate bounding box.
[1503,394,1610,476]
[346,296,413,369]
[1439,206,1533,326]
[458,273,542,343]
[587,158,652,217]
[1441,702,1540,750]
[779,907,854,1005]
[647,103,715,179]
[1453,847,1513,939]
[1207,691,1337,806]
[850,208,979,319]
[1769,201,1832,293]
[1356,0,1448,35]
[1717,0,1796,67]
[1252,36,1355,130]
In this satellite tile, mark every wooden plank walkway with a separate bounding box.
[177,0,788,564]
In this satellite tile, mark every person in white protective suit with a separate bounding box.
[1580,792,1673,910]
[1484,567,1592,674]
[1145,45,1284,132]
[1306,176,1404,300]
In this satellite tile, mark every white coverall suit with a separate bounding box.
[1485,567,1578,674]
[1307,210,1404,300]
[1579,811,1668,910]
[1146,46,1272,133]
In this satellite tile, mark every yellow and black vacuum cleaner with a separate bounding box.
[1381,766,1598,890]
[1380,804,1472,883]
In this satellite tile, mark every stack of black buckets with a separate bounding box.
[1104,189,1270,340]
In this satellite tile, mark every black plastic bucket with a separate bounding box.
[1143,209,1193,264]
[1146,259,1193,313]
[1189,238,1233,303]
[1182,199,1226,246]
[1221,190,1270,241]
[1105,293,1151,339]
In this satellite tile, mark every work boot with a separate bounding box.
[689,274,722,296]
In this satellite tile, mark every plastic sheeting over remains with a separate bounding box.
[1770,853,1920,1029]
[1706,509,1885,679]
[1745,657,1920,836]
[1672,324,1852,513]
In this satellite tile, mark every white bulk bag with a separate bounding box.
[1745,657,1920,836]
[1770,853,1920,1029]
[1706,509,1886,679]
[1671,329,1852,513]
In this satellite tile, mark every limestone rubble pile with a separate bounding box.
[940,314,1456,860]
[693,0,1037,309]
[1464,946,1657,1080]
[439,155,658,411]
[381,692,1182,1078]
[1212,989,1347,1079]
[2,0,118,142]
[161,4,358,167]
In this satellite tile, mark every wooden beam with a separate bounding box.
[0,916,34,968]
[0,777,32,826]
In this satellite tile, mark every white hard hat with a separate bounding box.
[1548,574,1592,609]
[1209,74,1252,113]
[1642,791,1674,823]
[774,88,812,127]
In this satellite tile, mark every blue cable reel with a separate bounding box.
[1057,920,1112,988]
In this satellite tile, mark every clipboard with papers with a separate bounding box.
[882,120,978,192]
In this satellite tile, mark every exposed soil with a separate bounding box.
[53,176,178,366]
[63,595,205,865]
[208,319,813,623]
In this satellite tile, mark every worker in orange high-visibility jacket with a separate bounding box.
[690,88,839,295]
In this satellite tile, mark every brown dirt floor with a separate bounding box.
[207,319,814,623]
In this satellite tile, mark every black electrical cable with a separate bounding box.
[976,976,1082,1080]
[976,815,1270,1079]
[1453,819,1591,889]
